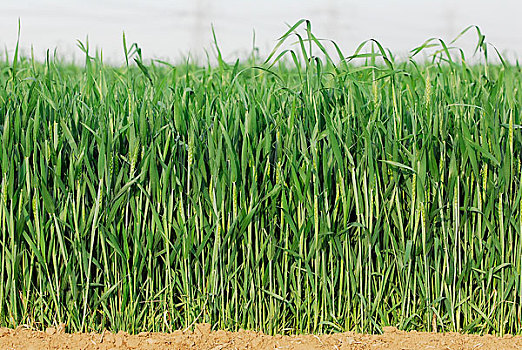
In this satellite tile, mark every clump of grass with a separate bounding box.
[0,20,521,336]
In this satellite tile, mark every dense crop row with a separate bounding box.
[1,22,521,334]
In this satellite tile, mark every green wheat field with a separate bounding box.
[1,21,521,335]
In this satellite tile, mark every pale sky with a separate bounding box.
[0,0,519,64]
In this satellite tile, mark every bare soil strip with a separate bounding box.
[1,324,521,350]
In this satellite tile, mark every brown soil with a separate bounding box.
[1,324,521,350]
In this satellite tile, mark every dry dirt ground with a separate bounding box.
[1,323,522,350]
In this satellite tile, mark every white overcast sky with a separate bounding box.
[0,0,520,64]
